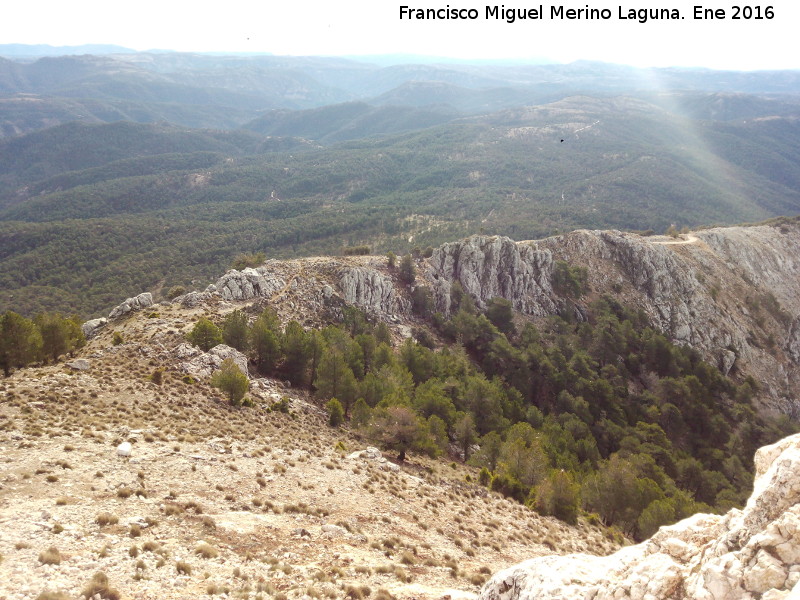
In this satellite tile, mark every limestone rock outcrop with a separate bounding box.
[426,235,557,316]
[338,267,408,318]
[423,227,800,414]
[179,344,249,379]
[108,292,153,320]
[215,267,284,302]
[81,317,107,338]
[480,433,800,600]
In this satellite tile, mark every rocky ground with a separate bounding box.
[6,220,800,599]
[0,302,618,600]
[480,432,800,600]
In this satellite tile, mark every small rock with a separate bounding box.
[321,524,347,536]
[117,442,132,457]
[81,318,107,339]
[66,358,90,371]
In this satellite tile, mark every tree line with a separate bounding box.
[0,311,85,376]
[184,289,796,540]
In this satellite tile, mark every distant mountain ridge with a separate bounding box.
[2,51,800,139]
[0,43,135,58]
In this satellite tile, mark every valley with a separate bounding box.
[2,46,800,600]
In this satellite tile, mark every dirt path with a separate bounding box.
[651,234,699,245]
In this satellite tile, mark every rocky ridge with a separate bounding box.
[0,274,618,600]
[479,432,800,600]
[423,225,800,415]
[95,221,800,415]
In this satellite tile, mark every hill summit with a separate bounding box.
[2,221,800,599]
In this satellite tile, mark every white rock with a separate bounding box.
[81,318,107,338]
[338,267,407,317]
[321,524,347,536]
[181,344,249,379]
[116,442,132,457]
[108,292,153,320]
[66,358,90,370]
[481,433,800,600]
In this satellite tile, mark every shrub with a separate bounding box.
[478,467,492,486]
[36,592,70,600]
[166,285,186,300]
[231,252,266,270]
[80,572,120,600]
[111,331,124,346]
[95,512,118,526]
[38,546,61,565]
[326,398,345,427]
[150,368,164,385]
[186,318,223,351]
[211,358,249,405]
[342,245,371,256]
[195,543,219,559]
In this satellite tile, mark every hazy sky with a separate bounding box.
[4,0,798,70]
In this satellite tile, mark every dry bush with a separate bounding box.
[38,547,61,565]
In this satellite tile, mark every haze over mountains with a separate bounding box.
[2,46,800,317]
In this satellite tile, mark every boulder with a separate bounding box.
[181,344,249,379]
[108,292,153,320]
[81,318,107,339]
[65,358,90,371]
[116,442,132,458]
[480,433,800,600]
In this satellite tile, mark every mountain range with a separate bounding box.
[2,47,800,317]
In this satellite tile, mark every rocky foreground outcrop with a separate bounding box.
[480,433,800,600]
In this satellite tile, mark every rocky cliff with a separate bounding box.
[480,432,800,600]
[96,220,800,415]
[423,224,800,415]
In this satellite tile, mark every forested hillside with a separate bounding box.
[3,96,800,317]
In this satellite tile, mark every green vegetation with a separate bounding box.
[186,318,223,351]
[0,311,84,375]
[179,295,796,538]
[342,245,371,256]
[231,252,266,270]
[326,398,345,427]
[210,359,249,405]
[4,101,800,318]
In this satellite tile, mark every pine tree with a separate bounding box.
[222,310,249,352]
[211,358,249,405]
[0,312,43,376]
[35,313,84,362]
[187,317,223,351]
[282,321,310,385]
[326,398,345,427]
[453,412,478,461]
[398,254,415,284]
[249,309,281,372]
[314,348,358,415]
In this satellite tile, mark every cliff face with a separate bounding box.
[99,221,800,415]
[424,225,800,415]
[427,235,557,316]
[480,433,800,600]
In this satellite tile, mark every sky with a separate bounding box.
[3,0,798,70]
